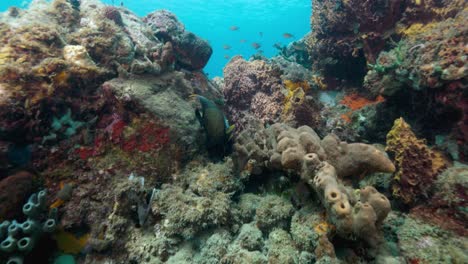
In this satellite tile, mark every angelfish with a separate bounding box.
[190,94,234,153]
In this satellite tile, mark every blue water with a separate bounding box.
[1,0,310,77]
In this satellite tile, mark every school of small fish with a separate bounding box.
[222,25,295,60]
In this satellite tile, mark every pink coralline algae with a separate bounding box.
[75,114,170,160]
[222,56,285,130]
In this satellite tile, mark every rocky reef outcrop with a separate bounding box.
[143,10,212,70]
[0,0,213,151]
[0,0,216,262]
[303,0,467,161]
[222,56,323,131]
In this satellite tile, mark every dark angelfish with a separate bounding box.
[190,94,234,156]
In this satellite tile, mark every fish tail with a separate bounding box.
[226,124,235,135]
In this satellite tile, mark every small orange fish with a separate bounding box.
[240,39,247,43]
[251,42,261,49]
[283,33,294,38]
[230,26,239,31]
[224,55,230,59]
[223,44,231,50]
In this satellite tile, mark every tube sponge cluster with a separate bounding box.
[309,161,391,246]
[234,123,394,246]
[271,124,392,246]
[0,190,57,264]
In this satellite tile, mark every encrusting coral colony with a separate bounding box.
[0,0,466,263]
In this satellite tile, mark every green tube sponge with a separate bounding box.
[42,219,56,233]
[6,256,23,264]
[19,219,39,235]
[22,197,39,218]
[0,220,10,238]
[37,190,47,208]
[1,189,56,261]
[16,237,34,252]
[1,235,17,253]
[7,221,20,236]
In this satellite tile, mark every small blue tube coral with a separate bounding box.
[0,190,57,264]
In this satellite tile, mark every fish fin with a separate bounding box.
[195,110,204,127]
[189,94,199,102]
[214,98,225,106]
[226,124,235,135]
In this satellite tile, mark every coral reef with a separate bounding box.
[222,56,285,129]
[302,0,467,153]
[290,208,325,253]
[364,10,468,159]
[394,215,467,263]
[102,72,214,155]
[154,185,233,239]
[222,56,323,130]
[267,229,300,263]
[386,118,447,205]
[0,0,466,263]
[0,1,222,263]
[0,0,213,157]
[307,0,466,86]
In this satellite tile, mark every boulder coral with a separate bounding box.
[0,171,35,221]
[222,56,285,130]
[222,56,323,131]
[234,122,395,246]
[143,10,212,70]
[386,118,447,205]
